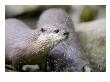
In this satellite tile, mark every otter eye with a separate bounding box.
[54,29,59,33]
[40,28,45,32]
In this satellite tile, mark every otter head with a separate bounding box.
[38,24,69,48]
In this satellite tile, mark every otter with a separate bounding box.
[37,8,91,72]
[5,18,69,71]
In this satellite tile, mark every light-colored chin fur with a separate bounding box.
[26,33,67,63]
[32,33,66,52]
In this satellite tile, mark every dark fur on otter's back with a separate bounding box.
[37,8,91,72]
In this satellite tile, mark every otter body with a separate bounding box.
[5,18,69,71]
[37,8,90,71]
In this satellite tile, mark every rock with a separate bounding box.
[75,18,106,71]
[22,64,40,72]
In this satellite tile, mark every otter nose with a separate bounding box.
[63,31,69,36]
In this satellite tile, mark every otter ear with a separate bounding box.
[40,28,45,32]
